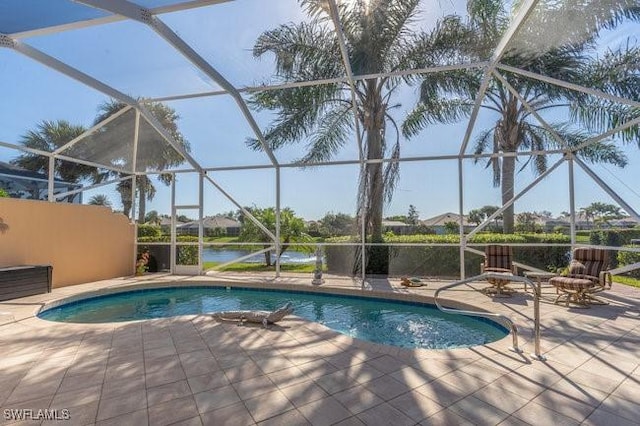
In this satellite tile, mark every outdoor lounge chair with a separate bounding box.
[481,245,517,296]
[549,248,612,307]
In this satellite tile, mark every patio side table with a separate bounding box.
[523,271,556,296]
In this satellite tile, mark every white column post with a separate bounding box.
[568,155,576,247]
[275,167,281,278]
[170,174,176,273]
[47,156,55,202]
[198,172,204,274]
[458,158,466,279]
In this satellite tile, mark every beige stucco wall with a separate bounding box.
[0,198,135,288]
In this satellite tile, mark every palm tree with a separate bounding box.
[237,207,310,266]
[247,0,470,244]
[88,194,112,207]
[94,101,190,222]
[404,0,637,233]
[12,120,101,202]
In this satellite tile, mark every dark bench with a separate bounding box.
[0,265,52,301]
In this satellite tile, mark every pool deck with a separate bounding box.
[0,273,639,426]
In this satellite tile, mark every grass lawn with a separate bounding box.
[612,275,640,289]
[575,235,590,244]
[203,261,319,273]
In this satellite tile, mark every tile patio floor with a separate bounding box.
[0,273,639,425]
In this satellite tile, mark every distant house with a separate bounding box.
[422,212,474,234]
[541,217,570,232]
[177,215,241,237]
[382,220,413,235]
[608,217,640,228]
[157,216,173,234]
[0,161,82,203]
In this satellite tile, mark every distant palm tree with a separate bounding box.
[247,0,471,242]
[94,101,189,222]
[12,120,101,202]
[404,0,637,232]
[88,194,112,207]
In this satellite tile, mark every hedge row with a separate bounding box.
[618,245,640,278]
[590,229,640,268]
[324,233,571,277]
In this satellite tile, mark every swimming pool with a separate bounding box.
[38,286,508,350]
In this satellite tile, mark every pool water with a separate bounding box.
[38,286,508,350]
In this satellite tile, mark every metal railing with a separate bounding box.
[434,273,544,360]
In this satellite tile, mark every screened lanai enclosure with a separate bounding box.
[1,0,639,280]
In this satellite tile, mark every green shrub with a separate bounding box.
[589,229,640,268]
[617,246,640,278]
[137,235,199,266]
[0,188,8,198]
[137,224,162,238]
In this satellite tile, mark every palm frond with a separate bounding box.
[393,15,475,79]
[346,0,422,76]
[383,139,400,204]
[519,123,549,175]
[579,42,640,100]
[253,21,342,81]
[473,127,495,157]
[491,130,502,187]
[533,122,629,167]
[299,105,355,163]
[569,100,640,145]
[402,98,474,137]
[246,84,345,152]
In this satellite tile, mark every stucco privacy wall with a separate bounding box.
[0,198,134,288]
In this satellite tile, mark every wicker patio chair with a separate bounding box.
[481,245,518,297]
[549,248,612,307]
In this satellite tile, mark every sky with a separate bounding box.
[1,0,639,222]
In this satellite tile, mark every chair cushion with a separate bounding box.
[485,245,513,270]
[484,268,513,285]
[568,260,586,275]
[549,276,595,291]
[574,248,608,262]
[573,248,608,277]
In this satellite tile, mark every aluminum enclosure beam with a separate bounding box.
[326,0,367,283]
[149,62,488,103]
[75,0,279,167]
[326,0,364,160]
[55,175,133,200]
[498,64,640,109]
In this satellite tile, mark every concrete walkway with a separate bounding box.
[1,273,638,425]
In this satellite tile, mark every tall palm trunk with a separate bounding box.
[137,185,147,223]
[499,97,520,234]
[117,178,132,217]
[501,155,516,233]
[264,244,272,266]
[362,80,386,242]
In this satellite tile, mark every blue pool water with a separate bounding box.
[38,286,508,349]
